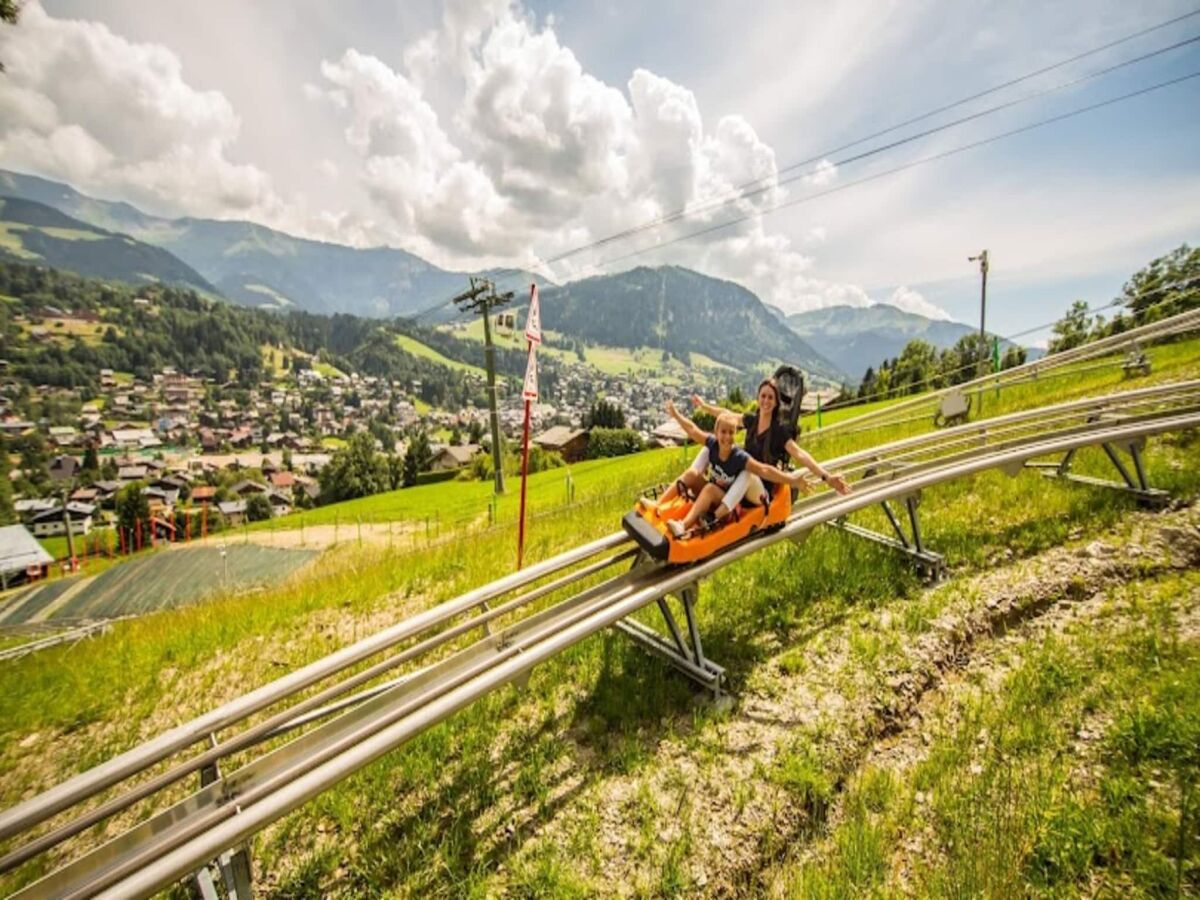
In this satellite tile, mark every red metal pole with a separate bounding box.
[517,397,532,570]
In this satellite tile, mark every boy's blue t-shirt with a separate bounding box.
[704,435,751,489]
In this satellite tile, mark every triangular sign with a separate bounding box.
[522,344,538,401]
[524,283,542,345]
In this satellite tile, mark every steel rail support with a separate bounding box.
[1028,436,1170,508]
[612,582,726,696]
[827,491,946,581]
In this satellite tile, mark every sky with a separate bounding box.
[0,0,1197,346]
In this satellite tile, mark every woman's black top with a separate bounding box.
[741,412,795,467]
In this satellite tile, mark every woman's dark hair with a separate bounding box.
[756,378,780,423]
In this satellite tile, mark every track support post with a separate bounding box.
[612,579,726,697]
[828,491,946,580]
[1027,437,1169,508]
[191,738,254,900]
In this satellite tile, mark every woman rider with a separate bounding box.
[692,378,852,498]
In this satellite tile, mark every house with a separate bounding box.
[118,465,149,482]
[230,479,270,498]
[190,485,217,506]
[268,471,296,497]
[533,427,590,463]
[69,487,100,505]
[29,502,95,537]
[0,524,54,587]
[91,480,122,507]
[48,455,81,482]
[651,419,689,446]
[217,500,247,526]
[430,444,482,472]
[14,498,58,522]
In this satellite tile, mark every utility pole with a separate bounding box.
[453,276,513,494]
[968,249,989,413]
[60,487,77,572]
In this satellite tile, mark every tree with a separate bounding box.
[245,493,272,522]
[1048,301,1093,354]
[0,441,14,526]
[403,431,432,487]
[468,419,485,444]
[1119,243,1199,322]
[81,444,100,478]
[116,483,150,550]
[585,399,625,429]
[318,432,390,503]
[449,425,463,446]
[0,0,18,73]
[1001,345,1027,370]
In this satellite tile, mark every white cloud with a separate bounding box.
[885,285,951,320]
[0,1,281,220]
[312,0,871,311]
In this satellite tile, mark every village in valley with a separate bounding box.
[1,300,820,573]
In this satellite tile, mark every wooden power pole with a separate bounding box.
[453,277,513,494]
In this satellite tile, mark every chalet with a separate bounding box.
[217,500,247,526]
[118,465,149,482]
[91,479,121,499]
[230,479,270,498]
[0,419,35,436]
[651,419,689,446]
[268,471,296,497]
[48,455,81,482]
[430,444,482,471]
[29,502,95,537]
[69,487,99,505]
[533,427,590,463]
[190,485,217,506]
[142,485,180,508]
[14,498,58,522]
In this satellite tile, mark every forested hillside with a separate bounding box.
[0,263,552,405]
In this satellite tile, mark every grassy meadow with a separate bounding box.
[0,335,1197,896]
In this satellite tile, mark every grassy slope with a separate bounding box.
[0,336,1197,895]
[393,333,486,378]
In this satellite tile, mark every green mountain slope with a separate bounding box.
[0,197,215,291]
[540,266,844,380]
[0,169,536,319]
[786,304,1016,382]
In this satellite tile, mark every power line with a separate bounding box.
[593,69,1200,272]
[408,13,1200,323]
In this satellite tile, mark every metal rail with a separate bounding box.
[804,305,1200,438]
[3,382,1198,898]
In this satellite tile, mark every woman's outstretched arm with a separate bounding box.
[784,439,852,494]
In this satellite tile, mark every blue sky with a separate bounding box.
[2,0,1197,346]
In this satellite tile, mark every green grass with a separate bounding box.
[394,334,486,378]
[779,572,1200,897]
[312,360,346,379]
[247,446,688,536]
[0,334,1197,895]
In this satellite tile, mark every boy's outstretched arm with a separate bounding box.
[666,399,708,444]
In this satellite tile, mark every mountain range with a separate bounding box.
[0,168,1019,385]
[786,304,1024,384]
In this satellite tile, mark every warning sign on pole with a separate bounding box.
[522,344,538,401]
[524,283,542,345]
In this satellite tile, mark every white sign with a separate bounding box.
[522,344,539,401]
[524,283,542,345]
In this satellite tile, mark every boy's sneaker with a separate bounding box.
[667,519,686,538]
[637,496,657,511]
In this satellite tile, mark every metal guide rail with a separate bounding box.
[2,381,1198,898]
[803,306,1200,439]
